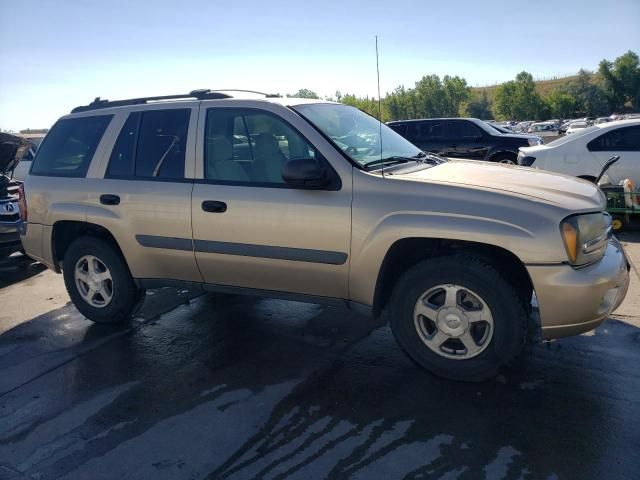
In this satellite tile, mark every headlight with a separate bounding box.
[560,213,611,266]
[528,137,543,146]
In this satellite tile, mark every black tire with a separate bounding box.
[388,254,529,382]
[63,236,143,324]
[490,153,517,164]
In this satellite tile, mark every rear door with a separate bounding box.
[587,125,640,184]
[85,103,202,282]
[445,120,488,160]
[191,103,352,299]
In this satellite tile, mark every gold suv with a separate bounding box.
[19,90,630,381]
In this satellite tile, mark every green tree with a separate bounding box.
[566,69,609,116]
[545,89,578,118]
[493,71,545,120]
[461,90,492,119]
[385,85,416,120]
[341,94,386,120]
[413,74,447,118]
[598,50,640,111]
[442,75,471,116]
[288,89,319,99]
[493,80,517,119]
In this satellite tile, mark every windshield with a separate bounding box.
[292,103,421,167]
[486,122,510,134]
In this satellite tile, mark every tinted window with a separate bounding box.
[107,112,141,177]
[447,120,482,138]
[408,121,445,142]
[31,116,112,177]
[135,109,190,178]
[204,108,317,184]
[388,123,407,136]
[587,126,640,152]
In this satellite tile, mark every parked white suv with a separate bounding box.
[518,119,640,185]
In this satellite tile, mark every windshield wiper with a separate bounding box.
[362,157,411,170]
[363,152,446,170]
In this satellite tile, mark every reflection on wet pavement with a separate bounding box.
[1,292,639,479]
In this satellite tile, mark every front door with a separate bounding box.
[191,105,352,299]
[445,120,488,160]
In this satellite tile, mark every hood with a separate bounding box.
[498,132,538,141]
[0,132,30,175]
[394,160,605,211]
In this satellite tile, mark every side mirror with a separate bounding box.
[282,158,332,189]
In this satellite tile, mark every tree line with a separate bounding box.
[289,50,639,122]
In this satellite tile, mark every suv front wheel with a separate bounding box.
[388,254,528,382]
[63,236,143,323]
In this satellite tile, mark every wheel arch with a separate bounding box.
[51,220,126,272]
[372,238,534,318]
[486,147,518,162]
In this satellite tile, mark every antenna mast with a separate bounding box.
[375,35,384,177]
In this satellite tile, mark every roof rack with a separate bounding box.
[210,89,281,98]
[70,89,232,113]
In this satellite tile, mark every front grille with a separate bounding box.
[0,200,19,222]
[0,212,20,222]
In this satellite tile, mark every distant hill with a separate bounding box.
[472,75,579,102]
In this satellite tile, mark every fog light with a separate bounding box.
[598,288,619,315]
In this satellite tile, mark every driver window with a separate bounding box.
[447,120,481,138]
[204,109,318,184]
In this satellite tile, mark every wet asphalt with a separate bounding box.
[1,245,639,480]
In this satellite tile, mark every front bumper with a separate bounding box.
[527,238,630,339]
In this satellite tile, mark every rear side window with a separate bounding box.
[31,115,112,177]
[408,121,445,142]
[106,109,190,179]
[587,126,640,152]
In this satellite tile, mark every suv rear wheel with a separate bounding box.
[63,236,143,323]
[388,254,528,382]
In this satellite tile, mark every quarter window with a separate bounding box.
[587,126,640,152]
[106,109,190,179]
[204,109,318,184]
[30,115,112,177]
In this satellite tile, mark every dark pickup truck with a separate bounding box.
[387,117,543,164]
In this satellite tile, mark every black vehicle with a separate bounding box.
[0,132,29,258]
[387,117,543,164]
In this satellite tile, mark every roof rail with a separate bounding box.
[70,89,232,113]
[210,89,281,98]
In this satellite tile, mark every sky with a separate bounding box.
[1,0,638,131]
